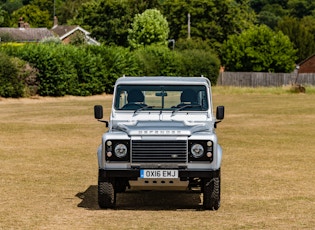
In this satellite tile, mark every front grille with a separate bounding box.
[131,140,187,163]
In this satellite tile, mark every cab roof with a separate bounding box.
[115,76,211,86]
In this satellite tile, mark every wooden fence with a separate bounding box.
[217,72,315,87]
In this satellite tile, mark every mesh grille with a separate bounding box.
[132,140,187,163]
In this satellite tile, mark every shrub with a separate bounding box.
[0,52,24,97]
[133,45,181,76]
[178,49,220,85]
[1,44,141,96]
[11,57,39,97]
[86,45,140,93]
[175,38,213,52]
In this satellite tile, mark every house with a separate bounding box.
[297,53,315,73]
[50,17,100,45]
[0,18,55,42]
[0,17,99,45]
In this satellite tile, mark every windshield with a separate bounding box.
[114,85,209,111]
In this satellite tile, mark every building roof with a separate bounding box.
[298,53,315,66]
[51,25,81,39]
[0,27,54,42]
[51,25,100,45]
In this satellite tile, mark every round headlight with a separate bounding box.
[114,143,128,158]
[191,144,204,158]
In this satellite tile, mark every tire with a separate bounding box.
[203,170,220,210]
[98,181,116,209]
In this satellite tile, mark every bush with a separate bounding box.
[179,49,220,85]
[132,45,220,84]
[0,43,220,97]
[1,44,141,96]
[1,43,77,96]
[0,52,24,98]
[86,45,140,93]
[133,45,181,76]
[175,38,213,51]
[12,57,39,97]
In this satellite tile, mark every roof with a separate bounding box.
[51,25,83,39]
[115,76,211,86]
[298,53,315,66]
[0,27,54,42]
[51,25,100,45]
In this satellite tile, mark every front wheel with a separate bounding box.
[98,181,116,209]
[203,170,220,210]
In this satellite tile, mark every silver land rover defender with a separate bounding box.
[94,76,224,210]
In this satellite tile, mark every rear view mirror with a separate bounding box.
[94,105,103,119]
[216,106,225,120]
[155,92,168,97]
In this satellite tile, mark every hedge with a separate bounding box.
[0,44,220,97]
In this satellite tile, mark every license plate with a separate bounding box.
[140,169,178,179]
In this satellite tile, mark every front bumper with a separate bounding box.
[99,168,220,180]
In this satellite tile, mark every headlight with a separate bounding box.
[114,143,128,158]
[191,143,204,158]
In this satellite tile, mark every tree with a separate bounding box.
[128,9,169,49]
[2,0,23,14]
[72,0,130,46]
[72,0,161,47]
[0,6,6,25]
[257,4,288,29]
[56,0,89,25]
[221,25,297,72]
[276,16,315,63]
[287,0,315,18]
[30,0,54,16]
[161,0,256,51]
[11,5,51,27]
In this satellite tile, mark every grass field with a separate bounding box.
[1,87,315,229]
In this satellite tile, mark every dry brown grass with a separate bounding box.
[1,89,315,229]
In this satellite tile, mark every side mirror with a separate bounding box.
[94,105,103,119]
[94,105,108,127]
[216,106,225,120]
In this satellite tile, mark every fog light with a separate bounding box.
[207,141,212,147]
[107,141,112,146]
[206,152,212,158]
[107,152,112,157]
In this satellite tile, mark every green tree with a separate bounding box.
[257,4,288,28]
[11,4,51,27]
[73,0,161,47]
[72,0,130,46]
[30,0,54,16]
[128,9,169,49]
[2,0,23,14]
[221,25,297,72]
[0,6,6,25]
[276,16,315,62]
[69,31,87,46]
[161,0,256,50]
[287,0,315,18]
[56,0,89,25]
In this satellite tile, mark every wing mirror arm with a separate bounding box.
[214,106,225,128]
[94,105,108,128]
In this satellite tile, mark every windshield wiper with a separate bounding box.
[134,105,155,115]
[171,104,201,116]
